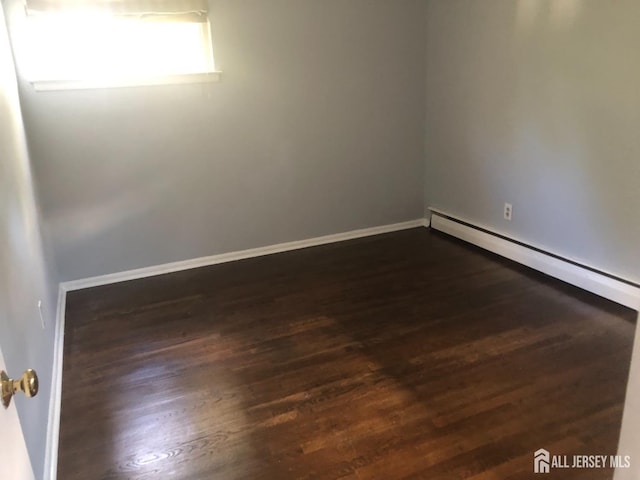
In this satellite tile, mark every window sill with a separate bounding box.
[31,71,222,91]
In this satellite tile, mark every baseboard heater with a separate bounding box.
[429,208,640,311]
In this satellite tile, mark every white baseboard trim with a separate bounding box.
[62,218,427,292]
[44,285,66,480]
[430,210,640,311]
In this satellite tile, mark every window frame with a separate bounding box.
[19,6,221,91]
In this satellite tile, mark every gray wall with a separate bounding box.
[1,5,58,479]
[13,0,427,282]
[425,0,640,283]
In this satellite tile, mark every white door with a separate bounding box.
[615,312,640,480]
[0,347,35,480]
[0,2,43,479]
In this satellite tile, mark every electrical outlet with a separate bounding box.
[38,300,46,329]
[504,203,513,221]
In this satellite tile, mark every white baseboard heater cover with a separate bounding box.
[429,209,640,311]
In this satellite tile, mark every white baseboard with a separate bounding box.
[44,286,66,480]
[62,219,427,291]
[430,211,640,311]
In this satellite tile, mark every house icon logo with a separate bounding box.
[534,448,550,473]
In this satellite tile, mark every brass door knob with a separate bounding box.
[1,369,39,408]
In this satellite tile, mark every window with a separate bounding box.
[20,0,218,90]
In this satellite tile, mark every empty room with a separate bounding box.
[1,0,639,479]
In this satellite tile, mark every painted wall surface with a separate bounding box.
[12,0,426,281]
[0,4,58,479]
[425,0,640,283]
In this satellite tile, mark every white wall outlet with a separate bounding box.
[38,300,46,329]
[504,203,513,221]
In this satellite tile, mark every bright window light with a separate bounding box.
[22,13,215,83]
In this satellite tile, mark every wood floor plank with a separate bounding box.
[58,229,636,479]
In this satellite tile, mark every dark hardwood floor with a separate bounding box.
[58,228,637,479]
